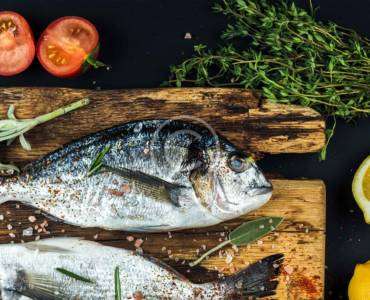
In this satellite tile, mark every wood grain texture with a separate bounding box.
[0,87,326,165]
[0,179,325,299]
[0,87,326,299]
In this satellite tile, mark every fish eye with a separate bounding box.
[228,154,249,173]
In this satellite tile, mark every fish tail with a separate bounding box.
[220,253,284,299]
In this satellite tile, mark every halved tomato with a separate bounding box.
[37,16,105,78]
[0,11,35,76]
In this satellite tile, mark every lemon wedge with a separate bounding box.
[352,155,370,223]
[349,261,370,300]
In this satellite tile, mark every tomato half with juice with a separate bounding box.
[0,11,35,76]
[37,16,105,78]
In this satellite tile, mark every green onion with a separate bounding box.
[189,216,283,267]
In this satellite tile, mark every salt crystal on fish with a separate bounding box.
[135,247,143,255]
[22,227,33,236]
[225,254,233,264]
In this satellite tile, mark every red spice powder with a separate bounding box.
[293,275,317,295]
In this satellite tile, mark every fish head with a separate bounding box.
[190,146,272,220]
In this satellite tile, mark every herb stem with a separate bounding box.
[189,240,230,267]
[36,98,90,125]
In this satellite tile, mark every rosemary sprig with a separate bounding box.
[55,267,94,283]
[189,216,283,267]
[0,99,90,147]
[0,162,19,175]
[167,0,369,158]
[87,145,111,176]
[114,266,122,300]
[0,99,90,174]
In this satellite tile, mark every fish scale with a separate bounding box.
[0,120,273,232]
[0,238,284,299]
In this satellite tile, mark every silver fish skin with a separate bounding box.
[0,238,284,299]
[0,120,273,232]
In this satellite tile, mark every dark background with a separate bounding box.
[0,0,369,298]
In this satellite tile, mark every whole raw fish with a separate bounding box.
[0,120,273,231]
[0,238,283,299]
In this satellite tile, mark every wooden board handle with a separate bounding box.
[0,87,325,163]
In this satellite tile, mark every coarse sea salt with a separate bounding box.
[22,227,33,236]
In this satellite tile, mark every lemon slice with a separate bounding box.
[348,261,370,299]
[352,155,370,223]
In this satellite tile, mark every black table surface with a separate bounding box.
[1,1,369,298]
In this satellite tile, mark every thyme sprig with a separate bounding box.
[167,0,369,157]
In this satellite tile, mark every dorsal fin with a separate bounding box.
[24,237,95,253]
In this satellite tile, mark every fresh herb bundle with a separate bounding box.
[167,0,369,157]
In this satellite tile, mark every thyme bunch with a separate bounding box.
[167,0,369,157]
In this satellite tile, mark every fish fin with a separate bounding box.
[24,243,72,253]
[22,273,65,300]
[1,289,32,300]
[1,269,64,300]
[24,237,85,253]
[220,254,284,298]
[104,166,187,207]
[127,224,170,232]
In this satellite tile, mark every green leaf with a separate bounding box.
[189,217,283,267]
[164,0,370,153]
[319,117,336,161]
[115,266,121,300]
[19,134,31,151]
[0,162,19,174]
[86,54,107,69]
[88,145,111,176]
[55,268,94,283]
[229,217,284,246]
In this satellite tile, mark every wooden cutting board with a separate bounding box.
[0,87,326,299]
